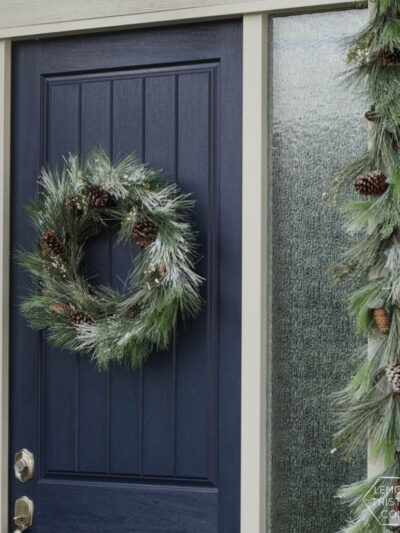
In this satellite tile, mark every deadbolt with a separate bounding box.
[14,449,34,483]
[13,496,34,531]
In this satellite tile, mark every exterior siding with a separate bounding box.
[0,0,357,39]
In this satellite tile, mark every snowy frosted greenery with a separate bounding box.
[17,149,203,369]
[329,1,400,531]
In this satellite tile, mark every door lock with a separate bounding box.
[14,449,34,482]
[13,496,34,531]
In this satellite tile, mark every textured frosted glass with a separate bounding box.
[270,10,368,533]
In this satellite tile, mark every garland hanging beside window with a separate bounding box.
[328,1,400,531]
[17,149,203,370]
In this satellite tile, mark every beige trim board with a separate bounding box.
[0,0,358,39]
[241,13,268,533]
[0,38,10,533]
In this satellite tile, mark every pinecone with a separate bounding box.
[131,220,157,247]
[157,262,167,279]
[379,47,400,66]
[374,307,390,334]
[386,362,400,393]
[128,304,142,319]
[354,170,388,196]
[65,194,87,213]
[67,309,92,326]
[87,186,109,208]
[40,230,67,260]
[49,303,72,314]
[364,109,376,121]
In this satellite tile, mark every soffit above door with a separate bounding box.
[0,0,358,40]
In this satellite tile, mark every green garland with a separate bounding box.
[17,149,203,370]
[330,2,400,531]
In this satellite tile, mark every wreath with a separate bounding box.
[17,149,203,369]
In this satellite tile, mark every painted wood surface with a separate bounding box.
[241,14,268,533]
[10,21,242,532]
[0,39,10,533]
[0,0,358,39]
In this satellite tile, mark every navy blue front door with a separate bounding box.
[10,21,242,533]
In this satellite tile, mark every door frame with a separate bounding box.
[0,1,358,531]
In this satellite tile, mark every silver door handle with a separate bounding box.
[13,496,34,531]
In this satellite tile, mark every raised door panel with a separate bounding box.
[42,64,218,483]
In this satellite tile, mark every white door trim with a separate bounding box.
[0,38,11,533]
[241,13,268,533]
[0,2,360,531]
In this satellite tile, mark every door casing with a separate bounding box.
[0,1,356,532]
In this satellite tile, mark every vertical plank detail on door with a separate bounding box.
[110,77,144,475]
[78,81,111,473]
[45,82,80,473]
[144,75,176,174]
[176,71,211,479]
[47,84,80,166]
[112,78,144,163]
[142,75,176,476]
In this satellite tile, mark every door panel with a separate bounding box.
[42,64,216,482]
[11,21,242,532]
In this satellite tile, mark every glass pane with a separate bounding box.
[270,9,368,532]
